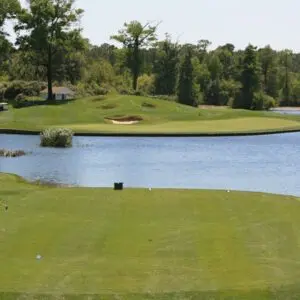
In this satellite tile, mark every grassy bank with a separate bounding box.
[1,173,300,299]
[1,95,300,135]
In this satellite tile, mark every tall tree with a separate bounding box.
[0,36,13,77]
[0,0,20,76]
[236,44,261,109]
[177,47,195,106]
[87,43,117,66]
[258,45,279,98]
[153,34,179,95]
[193,59,210,103]
[197,39,211,63]
[217,44,236,80]
[0,0,20,35]
[205,54,223,105]
[111,21,158,91]
[15,0,84,100]
[279,50,293,105]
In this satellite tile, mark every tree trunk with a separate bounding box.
[132,69,138,91]
[285,53,290,105]
[132,40,139,91]
[47,44,53,101]
[263,69,268,94]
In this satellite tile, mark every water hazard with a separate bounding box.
[1,133,300,196]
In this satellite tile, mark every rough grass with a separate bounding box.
[1,94,300,134]
[1,173,300,299]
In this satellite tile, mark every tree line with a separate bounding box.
[1,0,300,109]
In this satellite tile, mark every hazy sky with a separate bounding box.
[16,0,300,51]
[73,0,298,51]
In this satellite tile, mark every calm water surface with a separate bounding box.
[270,108,300,115]
[0,133,300,196]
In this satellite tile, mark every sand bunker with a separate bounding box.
[105,116,143,125]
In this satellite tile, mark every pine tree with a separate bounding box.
[154,35,179,95]
[237,44,261,109]
[178,48,194,106]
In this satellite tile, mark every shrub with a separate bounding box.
[149,95,178,102]
[264,95,277,110]
[0,82,8,100]
[75,82,109,97]
[0,149,26,157]
[25,81,45,96]
[227,97,235,108]
[12,93,27,108]
[117,86,134,95]
[95,86,109,95]
[252,92,276,111]
[133,90,143,96]
[3,81,46,100]
[137,74,155,95]
[40,128,74,148]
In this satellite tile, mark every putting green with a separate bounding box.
[65,117,300,134]
[1,95,300,135]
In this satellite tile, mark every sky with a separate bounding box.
[15,0,300,51]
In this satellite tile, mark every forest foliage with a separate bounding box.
[1,0,300,109]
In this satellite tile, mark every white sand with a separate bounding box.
[111,120,140,125]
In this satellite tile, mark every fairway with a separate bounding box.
[1,95,300,135]
[1,173,300,299]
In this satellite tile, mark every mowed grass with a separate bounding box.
[1,173,300,299]
[1,94,300,134]
[67,117,300,134]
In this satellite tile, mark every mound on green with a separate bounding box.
[1,173,300,299]
[1,94,300,135]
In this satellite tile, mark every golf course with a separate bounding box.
[1,173,300,299]
[1,95,300,135]
[3,0,300,298]
[2,95,300,299]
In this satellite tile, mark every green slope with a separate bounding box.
[1,95,300,134]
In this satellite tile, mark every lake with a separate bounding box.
[0,133,300,196]
[271,108,300,115]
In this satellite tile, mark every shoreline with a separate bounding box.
[0,172,297,197]
[1,127,300,137]
[272,107,300,111]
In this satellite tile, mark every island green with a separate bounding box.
[1,95,300,135]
